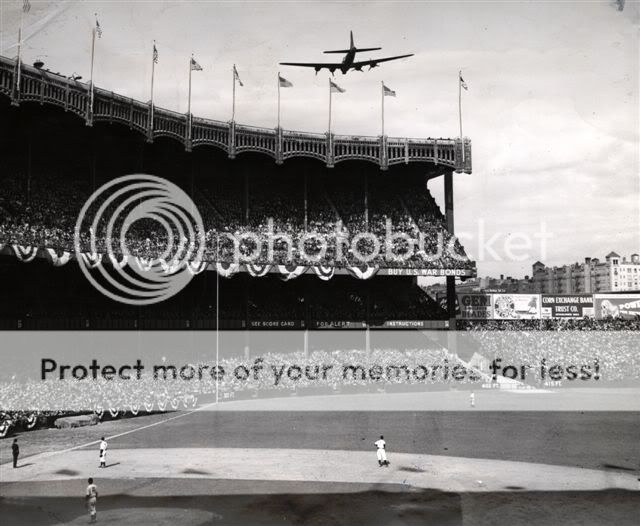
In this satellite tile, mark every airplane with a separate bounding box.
[280,31,413,75]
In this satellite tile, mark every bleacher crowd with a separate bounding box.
[0,173,473,270]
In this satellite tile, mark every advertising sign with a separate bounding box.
[491,294,540,319]
[248,320,305,329]
[594,294,640,320]
[311,321,368,329]
[541,295,594,319]
[457,294,492,319]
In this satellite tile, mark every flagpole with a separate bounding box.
[458,70,463,140]
[89,24,96,118]
[381,81,385,137]
[150,41,156,123]
[232,64,236,122]
[188,55,193,116]
[16,7,24,94]
[277,72,281,129]
[458,69,464,163]
[328,78,332,135]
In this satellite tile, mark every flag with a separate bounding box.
[95,17,102,38]
[23,0,31,13]
[330,80,345,93]
[382,83,396,97]
[190,57,202,71]
[153,43,158,64]
[279,75,293,88]
[233,65,243,87]
[459,74,468,90]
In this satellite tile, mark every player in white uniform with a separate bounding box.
[374,435,389,467]
[99,437,107,468]
[85,477,98,523]
[470,391,475,408]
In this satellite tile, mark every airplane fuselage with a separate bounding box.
[279,31,413,75]
[340,48,357,73]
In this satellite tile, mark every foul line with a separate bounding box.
[32,401,219,459]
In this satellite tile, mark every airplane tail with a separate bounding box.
[324,31,382,54]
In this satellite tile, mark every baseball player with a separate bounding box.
[374,435,389,467]
[99,437,107,468]
[470,391,475,408]
[11,438,19,468]
[85,477,98,523]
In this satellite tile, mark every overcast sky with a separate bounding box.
[1,0,638,278]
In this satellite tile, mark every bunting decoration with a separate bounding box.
[246,263,272,277]
[135,256,154,271]
[81,252,103,268]
[183,394,197,408]
[159,258,183,275]
[109,253,129,269]
[347,265,379,280]
[277,264,307,281]
[313,265,335,281]
[187,260,208,275]
[45,248,71,267]
[12,245,38,262]
[0,420,13,438]
[216,261,240,278]
[1,244,389,280]
[24,413,38,430]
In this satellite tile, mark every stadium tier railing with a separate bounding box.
[0,55,471,172]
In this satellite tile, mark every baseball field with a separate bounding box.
[1,388,639,525]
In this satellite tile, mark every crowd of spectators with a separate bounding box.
[0,172,473,270]
[459,318,640,384]
[0,346,472,437]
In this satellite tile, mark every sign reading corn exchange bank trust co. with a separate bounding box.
[542,295,594,319]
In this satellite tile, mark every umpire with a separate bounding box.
[12,438,19,468]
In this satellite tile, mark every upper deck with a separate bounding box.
[0,55,471,173]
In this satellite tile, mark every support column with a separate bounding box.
[276,126,283,165]
[90,129,97,192]
[304,173,308,231]
[229,121,236,159]
[444,170,457,332]
[244,170,249,224]
[364,170,369,229]
[26,121,32,204]
[326,132,334,168]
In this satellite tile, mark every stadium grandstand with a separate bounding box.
[0,55,474,330]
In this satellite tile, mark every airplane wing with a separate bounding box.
[351,54,414,70]
[279,62,344,73]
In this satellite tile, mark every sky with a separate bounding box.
[1,0,638,278]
